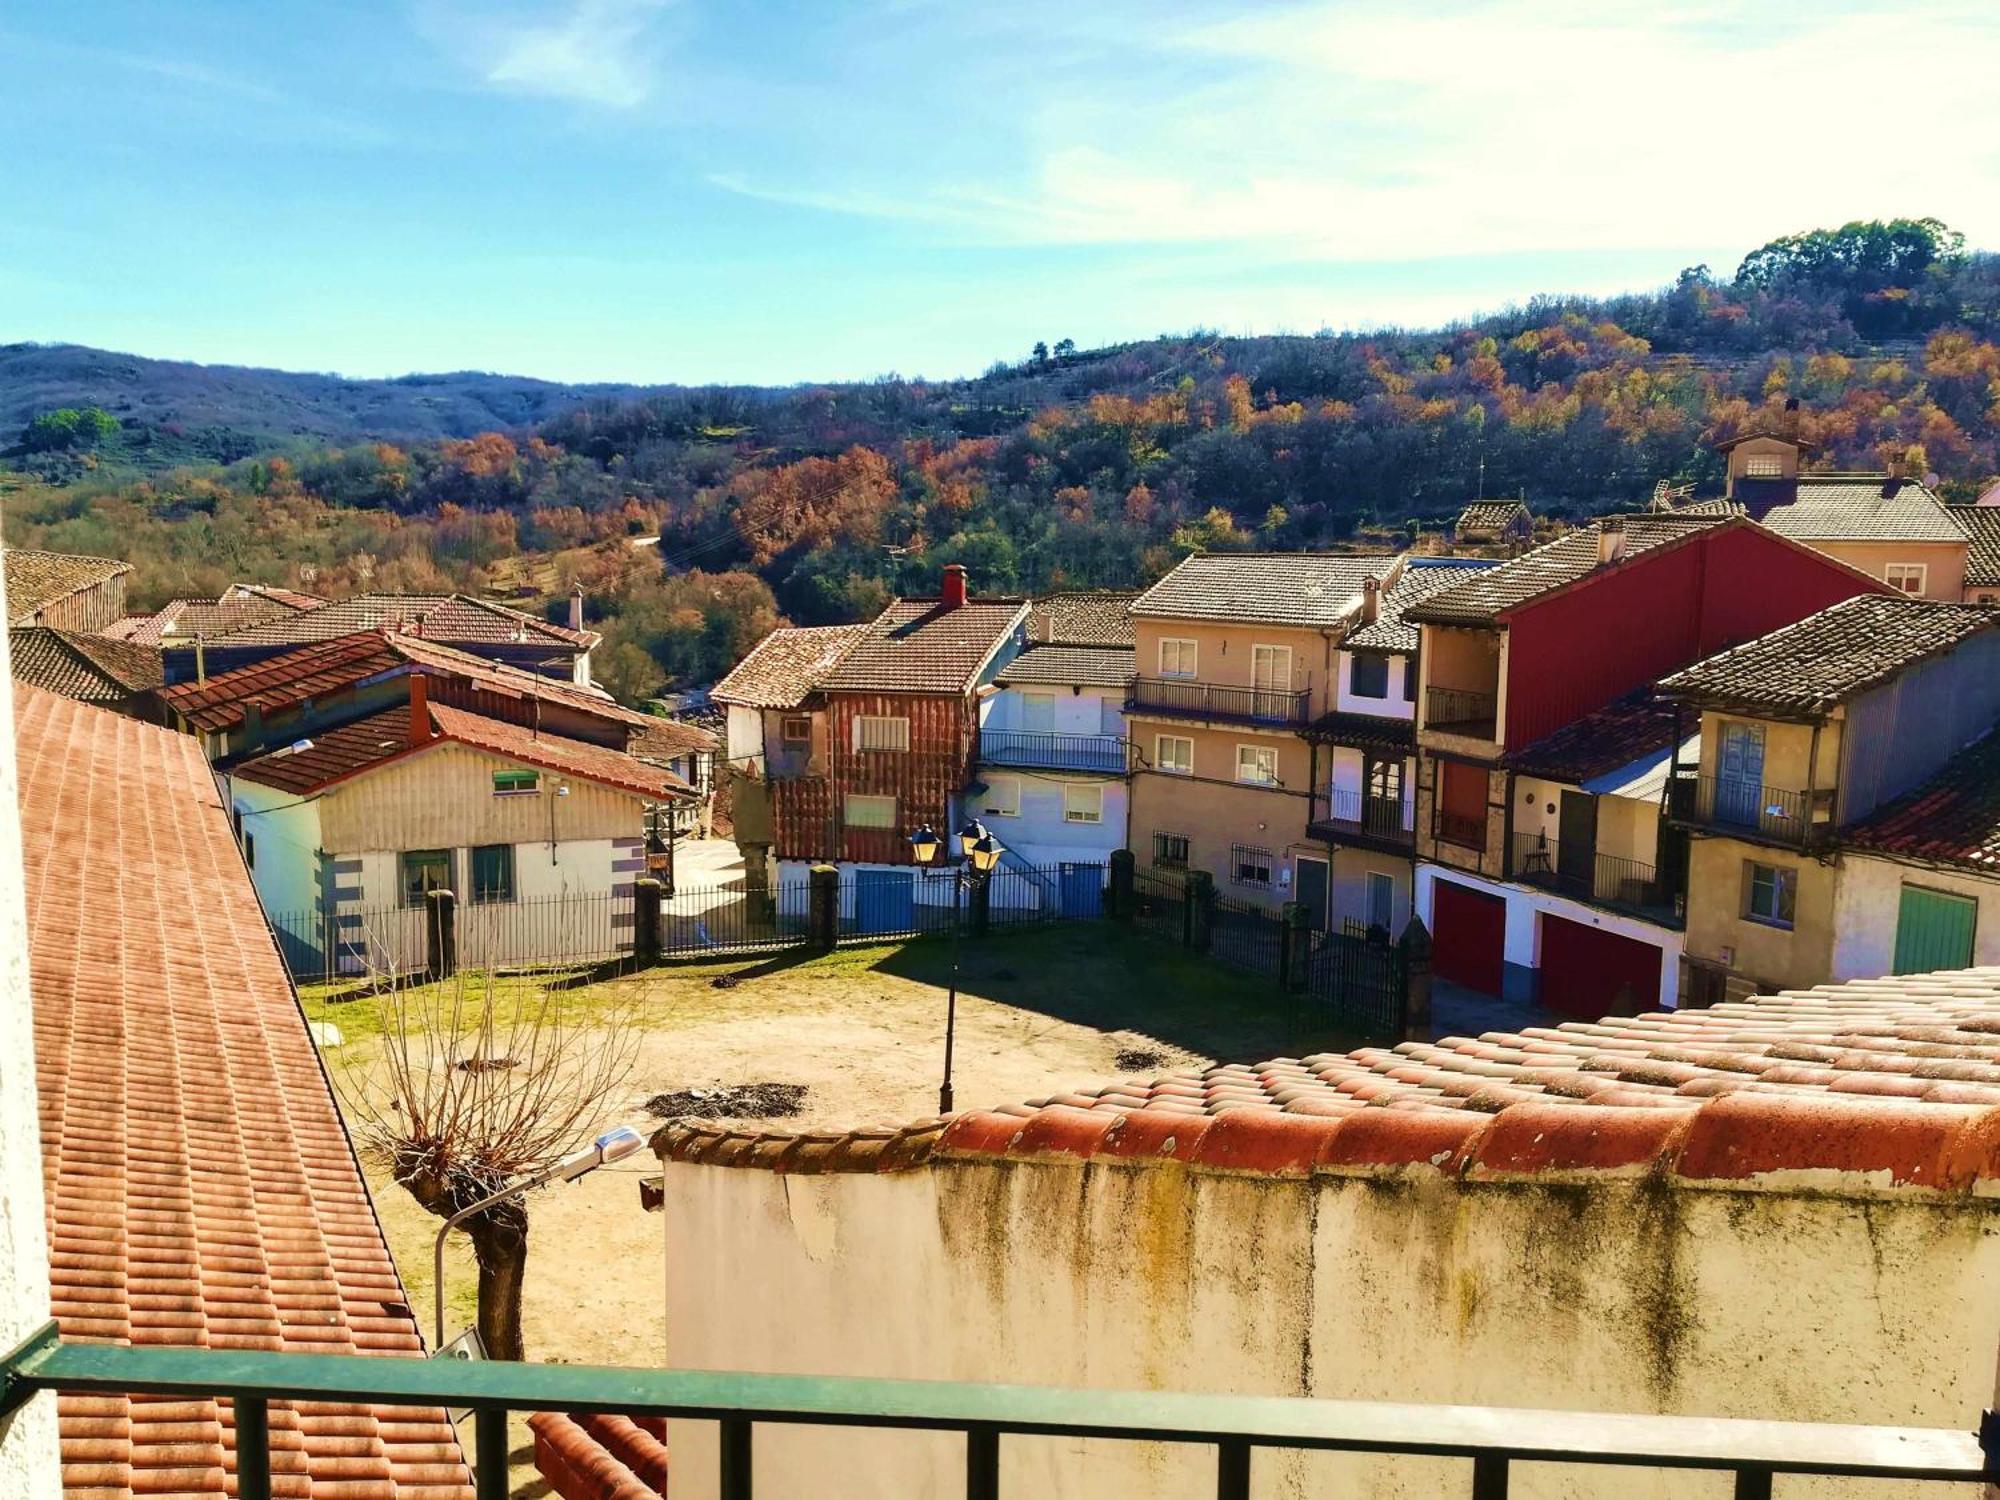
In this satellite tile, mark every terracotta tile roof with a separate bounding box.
[1454,499,1530,534]
[528,1412,668,1500]
[231,700,689,800]
[157,631,662,737]
[1659,595,2000,716]
[224,582,328,611]
[4,549,131,624]
[1502,691,1682,785]
[1406,516,1726,626]
[1949,506,2000,587]
[657,967,2000,1194]
[1027,591,1137,646]
[1757,476,1967,542]
[994,644,1134,689]
[13,683,471,1499]
[710,623,869,709]
[1842,727,2000,872]
[1132,553,1394,629]
[1669,497,1744,518]
[819,599,1028,694]
[115,596,300,647]
[1300,710,1414,753]
[1344,558,1498,652]
[8,628,163,703]
[201,593,595,651]
[628,715,718,761]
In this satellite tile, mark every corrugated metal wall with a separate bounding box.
[1841,631,2000,824]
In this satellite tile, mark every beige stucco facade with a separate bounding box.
[657,1149,2000,1500]
[1833,853,2000,980]
[1131,618,1341,712]
[1682,834,1837,996]
[1801,538,1968,602]
[1127,756,1316,910]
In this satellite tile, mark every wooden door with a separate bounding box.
[1556,791,1598,898]
[1716,721,1765,829]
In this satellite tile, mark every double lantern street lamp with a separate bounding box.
[908,820,1005,1115]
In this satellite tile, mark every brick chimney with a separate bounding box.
[941,564,968,610]
[408,673,430,748]
[1359,575,1381,625]
[1596,517,1627,566]
[569,585,585,633]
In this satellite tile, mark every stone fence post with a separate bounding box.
[1185,870,1215,954]
[1107,849,1135,921]
[424,888,456,983]
[1399,914,1433,1040]
[807,864,840,951]
[633,877,664,967]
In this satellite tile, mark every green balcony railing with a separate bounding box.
[3,1321,1995,1500]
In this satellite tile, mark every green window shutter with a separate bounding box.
[1893,884,1977,975]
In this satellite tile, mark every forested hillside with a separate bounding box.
[7,218,2000,703]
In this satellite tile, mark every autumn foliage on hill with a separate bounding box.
[7,219,2000,702]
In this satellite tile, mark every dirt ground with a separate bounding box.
[306,921,1338,1492]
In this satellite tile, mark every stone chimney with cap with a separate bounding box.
[569,585,585,633]
[408,672,430,748]
[1359,575,1381,625]
[941,564,968,610]
[1596,517,1627,566]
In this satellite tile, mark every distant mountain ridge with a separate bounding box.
[0,341,685,444]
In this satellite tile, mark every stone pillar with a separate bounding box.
[1185,870,1215,954]
[807,864,840,951]
[1399,914,1433,1041]
[1107,849,1135,922]
[633,877,664,967]
[1278,902,1312,990]
[424,888,457,982]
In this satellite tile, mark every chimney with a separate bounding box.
[1359,575,1381,625]
[408,673,430,748]
[1886,451,1907,481]
[1596,518,1627,566]
[941,564,968,610]
[569,585,585,633]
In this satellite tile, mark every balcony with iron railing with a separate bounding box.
[1423,685,1499,742]
[978,728,1130,774]
[1666,771,1824,849]
[1309,789,1414,851]
[0,1322,1992,1499]
[1129,676,1311,727]
[1436,808,1487,852]
[1508,832,1684,927]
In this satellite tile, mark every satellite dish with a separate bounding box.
[1925,472,1941,489]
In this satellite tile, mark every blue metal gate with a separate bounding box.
[854,868,915,935]
[1060,862,1104,918]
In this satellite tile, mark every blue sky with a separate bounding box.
[4,0,1998,386]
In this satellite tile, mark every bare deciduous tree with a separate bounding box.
[336,969,637,1360]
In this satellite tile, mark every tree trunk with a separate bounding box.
[462,1199,530,1361]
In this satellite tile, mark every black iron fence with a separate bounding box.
[1507,833,1683,924]
[1130,676,1312,726]
[1303,922,1409,1036]
[1667,771,1819,847]
[1425,685,1498,737]
[1308,789,1412,846]
[978,728,1130,773]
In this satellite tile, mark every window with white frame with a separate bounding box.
[1251,643,1292,692]
[1158,637,1198,678]
[1156,734,1193,774]
[1153,830,1190,867]
[844,793,897,829]
[1230,844,1274,888]
[1021,692,1056,731]
[853,715,910,752]
[1885,563,1928,594]
[1063,783,1104,824]
[980,775,1021,817]
[1742,453,1785,477]
[1236,744,1279,785]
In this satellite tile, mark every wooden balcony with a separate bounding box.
[1308,790,1414,852]
[1129,676,1311,727]
[1423,685,1498,741]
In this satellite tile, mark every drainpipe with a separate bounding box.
[194,636,207,685]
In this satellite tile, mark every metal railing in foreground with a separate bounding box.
[1,1323,1991,1500]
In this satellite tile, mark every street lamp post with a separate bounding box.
[908,821,1004,1115]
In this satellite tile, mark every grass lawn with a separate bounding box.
[308,922,1349,1490]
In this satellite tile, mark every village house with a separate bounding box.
[618,970,2000,1499]
[1125,551,1397,914]
[103,585,322,646]
[3,548,130,631]
[7,626,162,712]
[224,674,689,975]
[970,592,1134,891]
[1949,504,2000,603]
[5,679,470,1497]
[1404,513,1889,1012]
[1301,557,1493,936]
[1450,498,1533,549]
[1660,594,2000,1004]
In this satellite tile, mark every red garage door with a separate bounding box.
[1540,915,1662,1020]
[1431,879,1505,996]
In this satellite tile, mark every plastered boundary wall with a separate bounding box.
[657,1103,2000,1500]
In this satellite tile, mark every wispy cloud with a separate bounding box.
[707,0,2000,261]
[422,0,672,109]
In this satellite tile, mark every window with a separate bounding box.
[1251,644,1292,691]
[1366,871,1395,931]
[1885,563,1928,595]
[781,716,812,745]
[1742,454,1785,477]
[1743,861,1797,929]
[1402,658,1416,702]
[1230,844,1274,888]
[1156,734,1193,774]
[1158,638,1198,679]
[1153,831,1190,867]
[854,716,910,752]
[1021,693,1056,732]
[470,844,515,904]
[1350,652,1390,699]
[1236,744,1279,785]
[844,793,897,829]
[980,776,1021,817]
[400,849,452,907]
[1064,784,1104,824]
[492,769,540,796]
